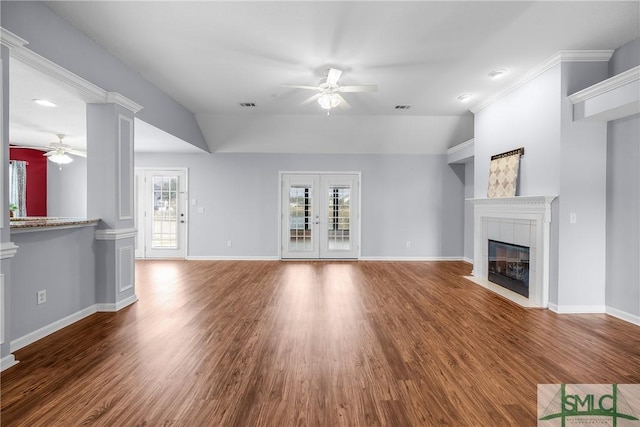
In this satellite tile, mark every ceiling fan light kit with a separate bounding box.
[318,93,341,110]
[48,152,73,165]
[284,67,376,113]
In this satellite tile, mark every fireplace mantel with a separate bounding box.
[468,196,557,308]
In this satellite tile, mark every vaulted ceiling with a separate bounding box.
[9,1,640,153]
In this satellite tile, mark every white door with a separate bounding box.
[281,173,359,259]
[135,169,187,259]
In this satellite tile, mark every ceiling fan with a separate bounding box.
[283,68,377,113]
[42,134,86,169]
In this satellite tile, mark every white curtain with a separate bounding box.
[9,160,27,217]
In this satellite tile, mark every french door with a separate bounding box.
[135,168,187,259]
[281,173,360,259]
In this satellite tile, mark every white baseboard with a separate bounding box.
[359,256,465,261]
[96,294,138,312]
[606,306,640,326]
[1,354,19,371]
[10,305,98,352]
[463,257,474,265]
[186,256,279,261]
[548,304,606,314]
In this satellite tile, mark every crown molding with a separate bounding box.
[568,65,640,104]
[471,50,614,114]
[106,92,143,113]
[2,27,143,112]
[0,28,28,50]
[446,138,474,155]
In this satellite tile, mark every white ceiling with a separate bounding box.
[10,1,640,154]
[9,57,206,154]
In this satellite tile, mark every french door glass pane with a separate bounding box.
[289,185,313,251]
[152,176,178,249]
[327,186,351,250]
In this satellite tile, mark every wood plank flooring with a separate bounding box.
[2,261,639,426]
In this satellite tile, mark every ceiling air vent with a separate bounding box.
[395,105,412,110]
[239,102,256,107]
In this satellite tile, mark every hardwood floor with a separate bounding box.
[2,261,639,426]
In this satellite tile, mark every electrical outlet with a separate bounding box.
[37,290,47,305]
[406,241,411,248]
[227,240,232,247]
[569,212,577,224]
[197,207,205,214]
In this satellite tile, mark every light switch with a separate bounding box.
[197,207,205,214]
[569,212,577,224]
[191,198,197,205]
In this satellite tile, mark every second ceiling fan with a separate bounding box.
[283,68,377,112]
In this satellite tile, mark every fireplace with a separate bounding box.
[488,240,530,298]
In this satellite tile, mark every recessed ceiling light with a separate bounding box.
[33,99,57,107]
[488,69,507,79]
[457,94,473,103]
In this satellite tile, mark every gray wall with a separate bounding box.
[609,38,640,76]
[135,152,465,259]
[606,114,640,318]
[474,64,562,198]
[10,226,97,342]
[1,44,12,361]
[1,1,209,152]
[463,161,474,262]
[47,156,87,217]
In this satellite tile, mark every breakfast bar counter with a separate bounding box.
[10,217,100,233]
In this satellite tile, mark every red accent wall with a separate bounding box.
[9,147,47,216]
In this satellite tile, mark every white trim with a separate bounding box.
[0,242,19,259]
[107,92,143,114]
[96,294,138,312]
[446,139,474,155]
[1,27,143,110]
[548,302,559,313]
[0,28,28,50]
[117,246,135,292]
[0,354,18,372]
[0,274,4,344]
[471,50,613,113]
[186,256,279,261]
[95,228,138,240]
[605,306,640,326]
[548,305,606,314]
[463,257,473,265]
[118,114,135,220]
[10,305,98,352]
[569,66,640,104]
[360,256,464,261]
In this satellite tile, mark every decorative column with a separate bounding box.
[0,29,27,371]
[87,96,142,311]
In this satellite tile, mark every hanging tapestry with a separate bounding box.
[487,148,524,198]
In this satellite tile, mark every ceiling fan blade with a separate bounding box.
[68,149,87,158]
[299,93,323,106]
[282,84,321,91]
[339,85,378,93]
[326,68,342,85]
[336,94,351,110]
[43,151,57,157]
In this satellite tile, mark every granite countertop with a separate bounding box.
[10,217,100,232]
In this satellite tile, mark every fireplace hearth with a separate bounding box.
[488,240,530,298]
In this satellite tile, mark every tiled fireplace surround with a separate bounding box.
[470,196,557,308]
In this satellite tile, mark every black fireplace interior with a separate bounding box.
[488,240,530,298]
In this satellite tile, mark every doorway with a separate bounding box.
[280,173,360,259]
[135,168,188,259]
